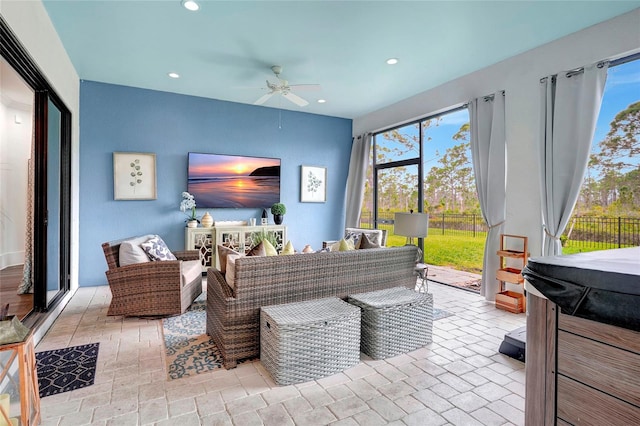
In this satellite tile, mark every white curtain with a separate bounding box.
[345,133,372,228]
[539,64,608,256]
[470,92,506,301]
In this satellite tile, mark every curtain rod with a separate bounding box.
[540,51,640,83]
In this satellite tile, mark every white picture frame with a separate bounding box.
[113,152,157,200]
[300,165,327,203]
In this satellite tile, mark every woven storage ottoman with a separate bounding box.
[348,287,433,359]
[260,297,361,385]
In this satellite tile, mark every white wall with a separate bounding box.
[354,8,640,259]
[0,0,80,341]
[0,99,32,269]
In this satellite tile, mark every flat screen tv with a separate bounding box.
[187,152,281,208]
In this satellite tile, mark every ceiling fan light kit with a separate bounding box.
[181,0,199,11]
[252,65,320,107]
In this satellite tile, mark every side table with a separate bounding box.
[0,334,40,426]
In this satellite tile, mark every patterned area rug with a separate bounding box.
[162,294,225,380]
[36,343,99,398]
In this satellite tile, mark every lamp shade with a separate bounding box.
[394,212,429,238]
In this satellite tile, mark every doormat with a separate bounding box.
[36,342,99,398]
[162,294,226,380]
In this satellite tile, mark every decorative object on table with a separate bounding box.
[113,152,157,200]
[300,165,327,202]
[180,191,199,227]
[302,244,314,253]
[200,212,214,228]
[249,218,256,226]
[0,313,30,345]
[36,343,99,398]
[270,203,286,225]
[261,208,268,225]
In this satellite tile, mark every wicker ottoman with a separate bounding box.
[347,287,433,359]
[260,298,361,385]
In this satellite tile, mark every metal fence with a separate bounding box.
[564,216,640,249]
[359,212,640,247]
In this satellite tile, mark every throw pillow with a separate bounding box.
[118,234,155,266]
[262,239,279,256]
[140,236,177,261]
[217,245,241,273]
[225,253,243,290]
[330,238,355,252]
[358,233,381,249]
[247,241,267,257]
[280,240,295,255]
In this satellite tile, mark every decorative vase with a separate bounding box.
[302,244,314,253]
[201,212,213,228]
[187,220,198,228]
[273,214,283,225]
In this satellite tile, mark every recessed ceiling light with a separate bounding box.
[182,0,199,11]
[168,72,180,79]
[317,99,326,104]
[386,58,399,65]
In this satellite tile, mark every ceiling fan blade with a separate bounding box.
[282,92,309,107]
[289,84,321,92]
[254,92,274,105]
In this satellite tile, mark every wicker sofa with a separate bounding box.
[206,245,419,368]
[102,237,202,316]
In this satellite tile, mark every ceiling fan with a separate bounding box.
[253,65,320,107]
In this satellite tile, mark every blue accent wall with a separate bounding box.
[79,81,352,286]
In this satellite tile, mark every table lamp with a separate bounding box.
[394,210,429,245]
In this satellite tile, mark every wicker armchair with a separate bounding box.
[102,237,202,316]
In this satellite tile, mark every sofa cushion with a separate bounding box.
[141,236,177,261]
[119,234,155,266]
[247,241,267,257]
[225,253,243,290]
[358,233,381,249]
[217,245,241,273]
[180,260,202,288]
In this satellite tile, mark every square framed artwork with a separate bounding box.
[300,165,327,203]
[113,152,157,200]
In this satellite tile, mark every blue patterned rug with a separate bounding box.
[36,343,99,398]
[162,294,224,380]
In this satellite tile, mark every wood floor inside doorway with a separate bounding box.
[0,265,32,320]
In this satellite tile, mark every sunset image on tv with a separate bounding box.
[188,152,281,208]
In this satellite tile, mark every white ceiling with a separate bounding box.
[34,1,640,119]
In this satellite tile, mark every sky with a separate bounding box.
[378,58,639,173]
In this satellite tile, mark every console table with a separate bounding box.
[185,224,287,271]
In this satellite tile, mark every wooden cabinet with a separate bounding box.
[185,224,287,271]
[496,234,527,313]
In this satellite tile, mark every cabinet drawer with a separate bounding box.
[558,330,640,406]
[557,375,640,425]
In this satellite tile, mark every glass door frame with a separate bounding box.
[1,16,71,313]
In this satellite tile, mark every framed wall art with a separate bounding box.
[300,165,326,203]
[113,152,157,200]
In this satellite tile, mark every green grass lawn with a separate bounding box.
[387,230,487,274]
[386,231,636,274]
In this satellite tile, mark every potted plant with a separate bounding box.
[180,192,199,228]
[270,203,286,225]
